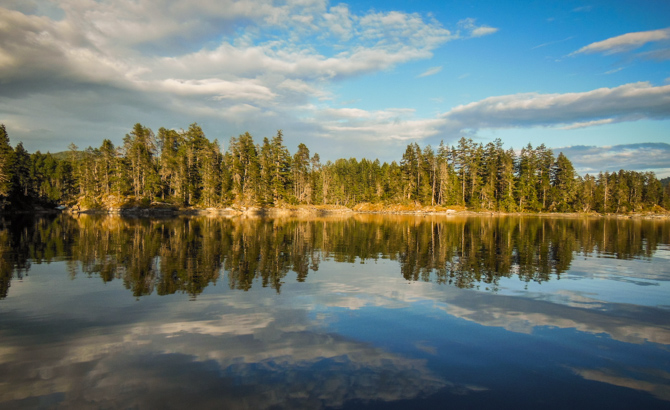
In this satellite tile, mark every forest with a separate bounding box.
[0,122,668,213]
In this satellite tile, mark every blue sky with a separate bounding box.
[1,0,669,176]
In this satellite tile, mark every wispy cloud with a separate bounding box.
[417,66,442,78]
[604,67,625,75]
[572,27,670,55]
[471,26,499,37]
[305,82,670,159]
[532,36,574,50]
[556,143,670,177]
[572,6,593,13]
[638,48,670,61]
[457,18,499,38]
[439,82,670,133]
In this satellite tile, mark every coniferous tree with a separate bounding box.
[157,127,183,202]
[436,142,456,206]
[258,137,274,205]
[271,131,291,204]
[497,148,517,212]
[535,144,554,210]
[12,142,32,199]
[551,152,577,212]
[201,139,222,207]
[0,125,12,199]
[181,123,209,205]
[230,132,261,204]
[0,122,667,214]
[420,146,435,205]
[516,143,540,211]
[480,141,499,210]
[293,143,311,204]
[310,153,323,205]
[98,139,117,196]
[123,123,158,199]
[401,144,419,201]
[595,172,611,213]
[577,174,597,213]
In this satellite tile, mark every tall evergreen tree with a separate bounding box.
[293,143,311,204]
[11,142,31,199]
[497,148,517,212]
[230,132,261,204]
[123,123,158,199]
[516,143,540,211]
[0,125,14,198]
[551,152,577,212]
[270,131,291,204]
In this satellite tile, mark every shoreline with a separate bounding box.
[32,204,670,220]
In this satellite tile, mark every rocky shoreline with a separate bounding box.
[45,203,670,219]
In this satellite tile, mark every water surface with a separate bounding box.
[1,214,669,409]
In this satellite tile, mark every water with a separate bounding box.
[0,214,669,409]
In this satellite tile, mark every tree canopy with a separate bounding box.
[0,123,668,213]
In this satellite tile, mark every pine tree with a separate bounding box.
[123,123,158,199]
[497,148,517,212]
[516,143,540,211]
[551,152,577,212]
[11,142,31,199]
[400,144,418,201]
[293,143,311,204]
[157,127,183,202]
[480,141,499,210]
[535,144,554,210]
[0,125,13,198]
[577,174,596,212]
[270,131,291,204]
[201,140,222,207]
[310,153,323,205]
[230,132,261,205]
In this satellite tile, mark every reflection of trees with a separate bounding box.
[0,214,668,298]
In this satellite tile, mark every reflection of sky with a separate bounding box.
[1,247,670,408]
[492,253,670,308]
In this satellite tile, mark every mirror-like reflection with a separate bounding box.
[1,214,669,409]
[1,214,669,298]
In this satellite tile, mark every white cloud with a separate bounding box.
[554,143,670,177]
[457,18,499,38]
[0,0,470,155]
[560,118,615,129]
[4,0,664,167]
[417,66,442,78]
[604,67,625,75]
[573,27,670,55]
[0,0,455,105]
[322,3,354,41]
[439,82,670,133]
[471,26,498,37]
[155,78,276,101]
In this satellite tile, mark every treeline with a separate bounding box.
[2,214,668,298]
[1,123,669,212]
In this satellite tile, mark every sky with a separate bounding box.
[0,0,669,177]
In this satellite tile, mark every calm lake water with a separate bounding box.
[1,214,669,409]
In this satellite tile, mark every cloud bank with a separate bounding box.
[439,82,670,133]
[573,27,670,55]
[0,0,667,176]
[555,143,670,177]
